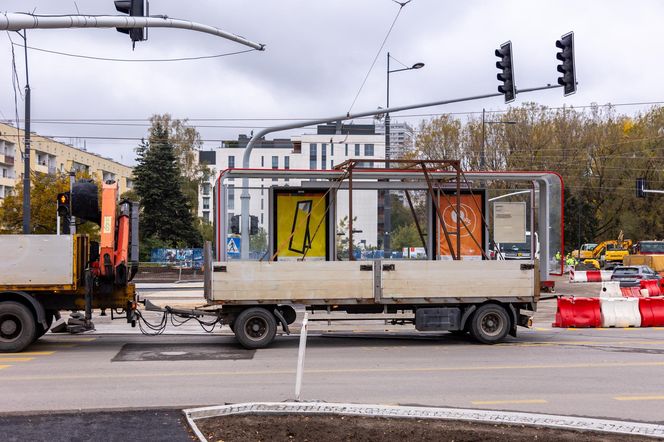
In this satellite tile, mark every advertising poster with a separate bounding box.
[274,190,328,260]
[437,192,485,260]
[493,202,527,244]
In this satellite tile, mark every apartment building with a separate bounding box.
[0,122,133,200]
[198,123,385,247]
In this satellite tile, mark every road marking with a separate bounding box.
[43,337,97,342]
[614,395,664,401]
[472,399,547,405]
[3,360,664,382]
[0,357,34,362]
[0,365,9,370]
[0,351,55,356]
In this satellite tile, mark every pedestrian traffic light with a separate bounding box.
[230,215,240,234]
[636,177,646,198]
[556,31,576,96]
[495,41,516,103]
[250,215,259,235]
[114,0,149,48]
[57,192,70,218]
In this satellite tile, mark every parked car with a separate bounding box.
[611,265,661,287]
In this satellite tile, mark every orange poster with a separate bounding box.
[438,193,484,260]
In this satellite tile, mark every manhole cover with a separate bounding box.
[112,344,255,362]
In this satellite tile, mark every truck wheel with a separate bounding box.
[469,304,509,344]
[234,307,277,349]
[0,302,37,353]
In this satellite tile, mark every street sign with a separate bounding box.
[227,236,241,257]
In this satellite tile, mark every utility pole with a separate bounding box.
[481,108,486,170]
[384,52,392,255]
[21,31,30,234]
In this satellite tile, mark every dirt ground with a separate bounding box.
[195,414,655,442]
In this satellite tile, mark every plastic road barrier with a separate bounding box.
[599,281,622,298]
[640,280,662,297]
[639,297,664,327]
[569,267,613,283]
[553,297,602,328]
[620,287,645,298]
[600,298,641,328]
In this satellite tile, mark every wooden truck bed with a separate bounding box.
[208,260,538,305]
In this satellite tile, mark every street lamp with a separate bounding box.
[480,108,517,170]
[384,52,424,256]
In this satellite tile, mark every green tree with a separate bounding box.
[134,121,202,249]
[250,227,268,255]
[391,223,422,251]
[148,114,210,213]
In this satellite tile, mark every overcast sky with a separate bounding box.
[1,0,662,166]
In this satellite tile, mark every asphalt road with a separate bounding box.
[2,276,663,425]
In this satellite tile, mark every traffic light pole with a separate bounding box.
[0,13,265,50]
[239,83,563,258]
[21,31,31,234]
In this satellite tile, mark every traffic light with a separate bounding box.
[636,177,646,198]
[57,192,70,218]
[114,0,149,47]
[230,215,240,234]
[556,31,576,96]
[495,41,516,103]
[250,215,259,235]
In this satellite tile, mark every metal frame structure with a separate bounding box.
[214,167,563,282]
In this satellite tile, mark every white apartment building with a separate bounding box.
[375,121,415,159]
[199,123,385,247]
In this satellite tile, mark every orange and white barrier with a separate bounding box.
[569,267,613,283]
[600,298,641,328]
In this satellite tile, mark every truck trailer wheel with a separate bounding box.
[0,302,37,353]
[469,304,509,344]
[234,307,277,349]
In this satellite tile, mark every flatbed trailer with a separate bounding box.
[203,162,563,348]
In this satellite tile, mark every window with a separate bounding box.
[355,144,360,156]
[321,143,327,170]
[309,143,317,169]
[364,144,374,156]
[228,155,235,169]
[272,156,278,169]
[261,185,264,196]
[202,183,210,196]
[331,142,334,156]
[284,156,290,169]
[331,160,334,168]
[261,213,264,224]
[261,198,264,210]
[261,156,264,167]
[203,211,209,222]
[228,185,235,210]
[345,144,348,156]
[202,197,210,210]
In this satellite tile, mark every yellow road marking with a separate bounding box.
[42,337,97,342]
[0,357,34,362]
[472,399,547,405]
[0,365,9,370]
[3,360,664,382]
[0,351,55,356]
[501,340,664,347]
[614,395,664,401]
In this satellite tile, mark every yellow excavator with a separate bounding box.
[575,233,632,270]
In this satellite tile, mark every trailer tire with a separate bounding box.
[469,304,510,344]
[0,302,37,353]
[234,307,277,349]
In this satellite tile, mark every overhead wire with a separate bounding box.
[347,0,409,114]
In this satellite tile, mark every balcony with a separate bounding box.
[34,163,49,174]
[0,155,14,165]
[0,175,15,187]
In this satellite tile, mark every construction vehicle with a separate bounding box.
[624,241,664,272]
[1,164,563,351]
[576,239,632,270]
[571,243,597,260]
[0,180,138,353]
